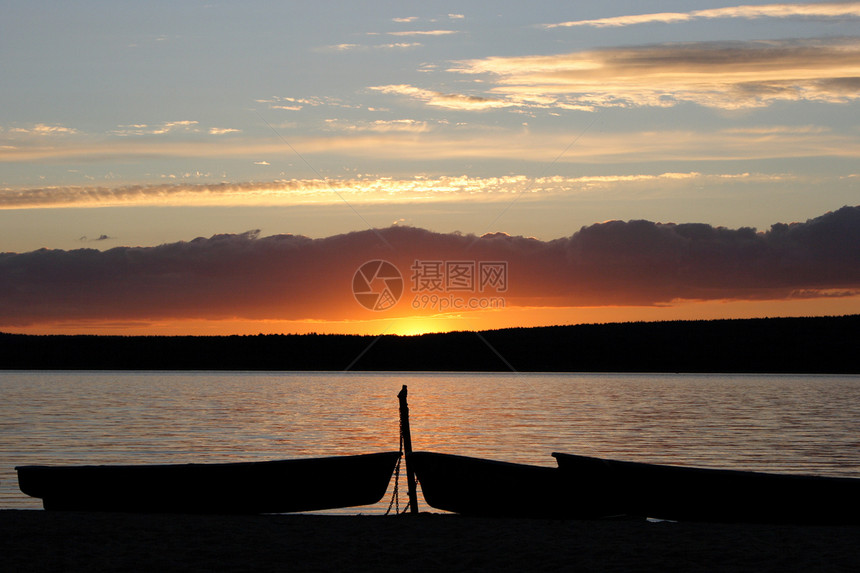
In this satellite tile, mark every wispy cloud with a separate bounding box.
[156,120,199,133]
[722,125,832,135]
[113,121,199,136]
[0,172,805,209]
[328,43,360,51]
[323,118,431,133]
[545,2,860,28]
[320,42,422,52]
[258,95,359,110]
[387,30,457,36]
[79,234,114,243]
[8,121,236,139]
[1,207,857,326]
[3,124,859,165]
[378,42,422,49]
[209,127,241,135]
[9,123,78,136]
[369,84,515,110]
[450,38,860,110]
[256,96,325,106]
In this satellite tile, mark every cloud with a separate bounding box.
[319,42,422,52]
[387,30,457,36]
[1,172,783,209]
[0,170,846,211]
[79,234,114,243]
[324,118,431,133]
[261,128,860,164]
[209,127,241,135]
[393,17,418,23]
[369,84,516,110]
[260,95,361,111]
[377,42,422,49]
[545,2,860,28]
[10,123,78,136]
[1,207,857,326]
[722,125,831,135]
[450,38,860,109]
[158,120,198,132]
[3,122,859,165]
[113,121,200,136]
[547,11,692,28]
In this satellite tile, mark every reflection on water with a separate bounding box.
[2,371,859,511]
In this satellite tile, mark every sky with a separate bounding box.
[1,1,859,335]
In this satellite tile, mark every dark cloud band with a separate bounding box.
[0,207,857,326]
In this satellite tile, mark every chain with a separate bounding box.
[385,418,405,515]
[384,452,401,515]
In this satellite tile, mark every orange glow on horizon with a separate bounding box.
[3,296,858,337]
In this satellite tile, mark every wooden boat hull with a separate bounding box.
[408,451,595,518]
[17,451,401,514]
[553,452,860,524]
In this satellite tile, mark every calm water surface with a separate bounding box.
[2,371,859,511]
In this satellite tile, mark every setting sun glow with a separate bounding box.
[1,2,858,336]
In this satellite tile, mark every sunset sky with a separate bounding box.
[1,1,859,335]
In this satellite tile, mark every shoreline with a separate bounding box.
[3,510,859,572]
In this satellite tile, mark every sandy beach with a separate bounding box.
[2,510,859,572]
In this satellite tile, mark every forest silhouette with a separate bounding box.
[1,315,857,373]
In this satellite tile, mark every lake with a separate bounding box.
[2,371,859,512]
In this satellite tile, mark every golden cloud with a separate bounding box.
[545,2,860,28]
[0,172,802,209]
[450,38,860,110]
[112,121,200,136]
[369,84,515,110]
[9,123,79,136]
[3,124,858,166]
[209,127,241,135]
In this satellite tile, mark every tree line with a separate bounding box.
[1,315,857,373]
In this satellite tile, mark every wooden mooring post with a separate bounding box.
[398,385,419,514]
